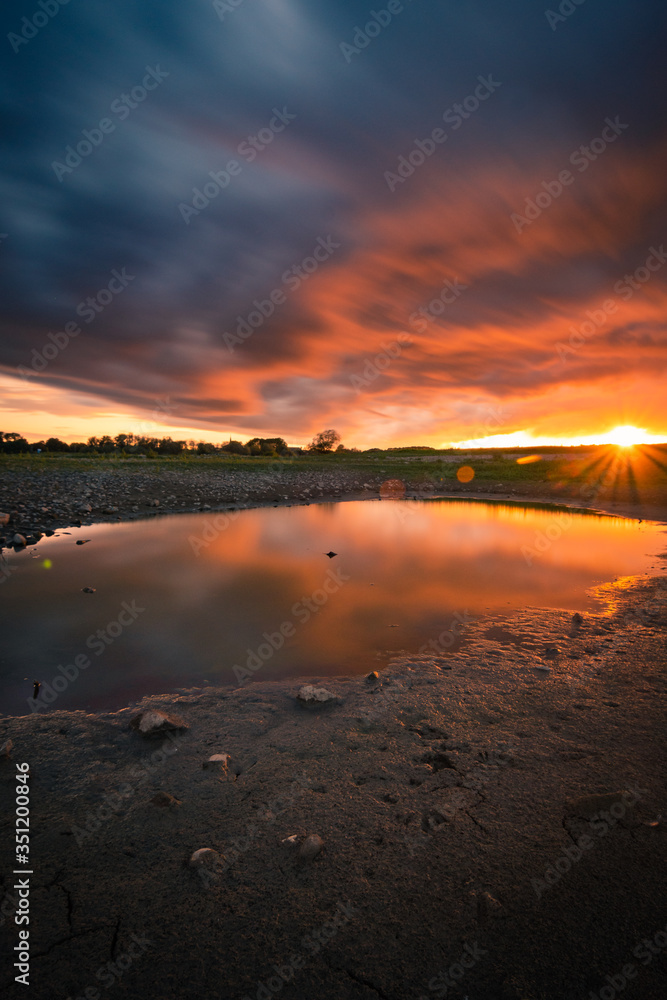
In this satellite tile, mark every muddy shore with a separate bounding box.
[1,570,666,1000]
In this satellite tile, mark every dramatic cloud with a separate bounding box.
[1,0,666,444]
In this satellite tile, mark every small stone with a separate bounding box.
[147,499,160,507]
[81,587,96,593]
[76,539,91,545]
[150,791,180,808]
[78,503,92,513]
[103,507,119,514]
[296,685,338,708]
[0,738,12,759]
[189,848,222,869]
[366,671,379,683]
[534,662,551,672]
[130,709,189,736]
[12,534,26,547]
[544,646,560,658]
[203,754,230,771]
[299,834,324,861]
[0,513,10,526]
[281,834,299,848]
[572,613,583,625]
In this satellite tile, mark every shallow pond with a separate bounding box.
[1,498,664,715]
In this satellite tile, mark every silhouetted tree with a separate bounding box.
[308,429,341,453]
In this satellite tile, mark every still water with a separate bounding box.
[1,498,664,715]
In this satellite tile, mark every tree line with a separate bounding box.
[0,429,346,456]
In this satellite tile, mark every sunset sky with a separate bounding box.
[1,0,666,447]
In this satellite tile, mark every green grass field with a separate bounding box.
[2,444,665,496]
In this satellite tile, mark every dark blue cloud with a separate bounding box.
[1,0,666,435]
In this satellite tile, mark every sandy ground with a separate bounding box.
[1,569,666,1000]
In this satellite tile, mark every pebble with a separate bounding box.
[129,709,189,736]
[298,834,324,861]
[150,791,181,807]
[12,533,26,547]
[0,513,9,526]
[366,671,379,683]
[189,848,222,869]
[296,685,338,708]
[81,587,96,593]
[202,754,230,771]
[281,835,299,848]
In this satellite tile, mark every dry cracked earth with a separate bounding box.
[1,576,666,1000]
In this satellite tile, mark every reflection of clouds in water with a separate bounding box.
[0,501,662,714]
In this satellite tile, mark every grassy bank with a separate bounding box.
[2,443,665,495]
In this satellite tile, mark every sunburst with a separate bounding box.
[604,425,650,448]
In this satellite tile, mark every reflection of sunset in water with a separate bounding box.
[1,500,664,714]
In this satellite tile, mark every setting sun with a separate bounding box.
[605,425,650,447]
